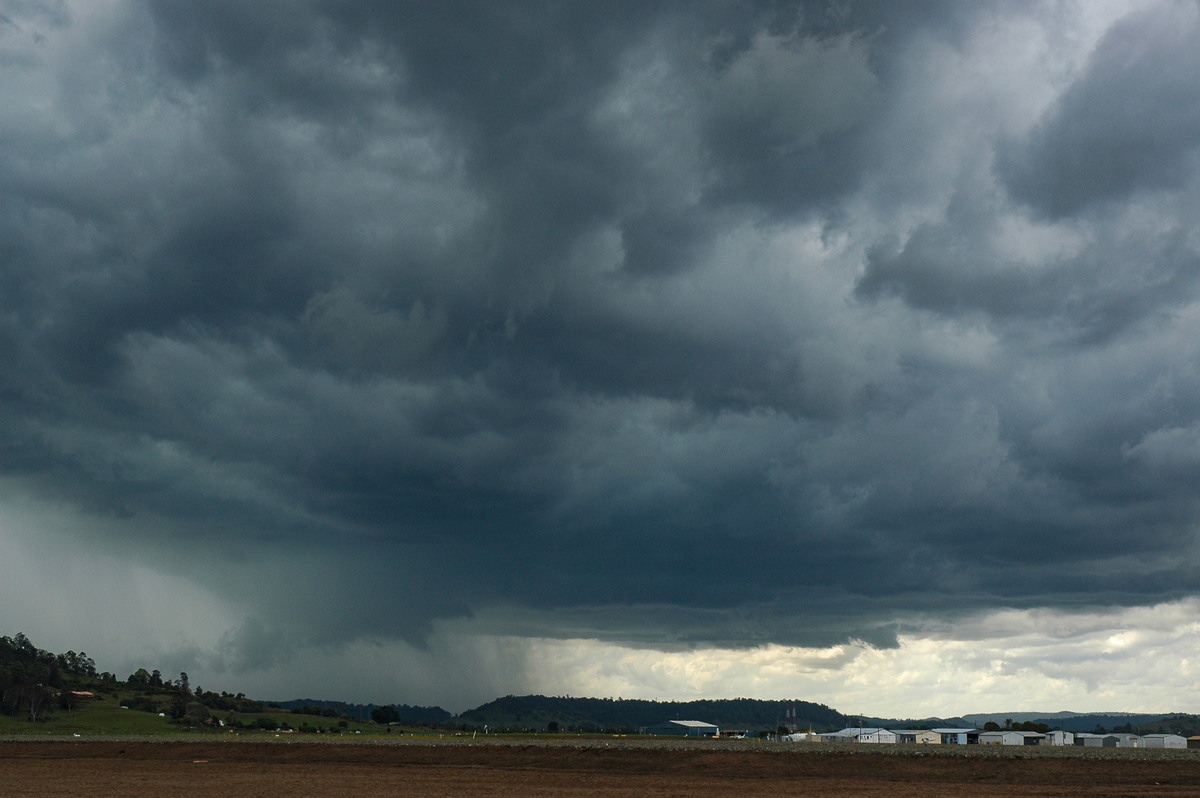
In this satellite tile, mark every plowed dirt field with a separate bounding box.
[2,739,1198,797]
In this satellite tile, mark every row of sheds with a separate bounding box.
[789,728,1193,749]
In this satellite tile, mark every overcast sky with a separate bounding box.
[4,0,1200,717]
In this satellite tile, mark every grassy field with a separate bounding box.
[3,739,1199,798]
[0,691,396,738]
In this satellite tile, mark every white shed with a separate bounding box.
[823,727,896,744]
[648,720,719,737]
[980,731,1022,746]
[979,731,1044,746]
[1043,730,1074,746]
[818,729,858,743]
[1113,734,1143,748]
[1076,733,1118,747]
[1142,734,1187,749]
[857,728,897,744]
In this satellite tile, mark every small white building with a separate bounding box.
[1043,730,1074,746]
[1142,734,1186,749]
[1114,734,1143,748]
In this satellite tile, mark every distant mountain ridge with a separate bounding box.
[456,695,846,732]
[960,711,1197,733]
[961,711,1140,724]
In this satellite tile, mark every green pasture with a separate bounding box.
[0,693,386,738]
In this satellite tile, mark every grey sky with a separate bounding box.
[4,0,1200,712]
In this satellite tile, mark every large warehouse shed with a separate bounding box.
[1142,734,1187,749]
[648,720,719,737]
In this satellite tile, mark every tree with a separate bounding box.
[25,684,51,722]
[371,705,400,725]
[168,672,192,719]
[983,721,1001,731]
[59,690,80,712]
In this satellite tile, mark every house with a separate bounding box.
[648,720,719,737]
[932,728,980,745]
[1142,734,1187,749]
[893,730,941,744]
[979,731,1044,746]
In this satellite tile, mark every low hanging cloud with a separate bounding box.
[4,0,1200,711]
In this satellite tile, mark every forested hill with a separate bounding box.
[457,695,846,732]
[274,699,451,725]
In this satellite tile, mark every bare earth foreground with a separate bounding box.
[2,738,1200,797]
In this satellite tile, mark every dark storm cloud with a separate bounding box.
[998,1,1200,218]
[5,0,1200,671]
[857,193,1200,343]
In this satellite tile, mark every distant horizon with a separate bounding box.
[259,693,1186,724]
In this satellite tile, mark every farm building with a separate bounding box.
[1189,736,1200,750]
[1113,734,1143,748]
[1142,734,1187,749]
[1043,730,1074,746]
[894,730,941,744]
[821,728,896,744]
[979,731,1044,746]
[781,731,820,742]
[1076,733,1119,747]
[647,720,719,737]
[855,728,897,744]
[932,728,980,745]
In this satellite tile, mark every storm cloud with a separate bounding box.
[4,0,1200,712]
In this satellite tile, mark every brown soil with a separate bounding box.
[1,739,1198,797]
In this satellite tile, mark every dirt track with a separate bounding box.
[2,739,1199,797]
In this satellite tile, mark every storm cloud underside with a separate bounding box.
[4,0,1200,711]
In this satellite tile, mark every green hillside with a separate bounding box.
[0,633,389,737]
